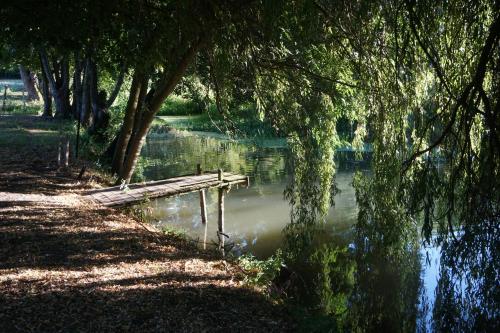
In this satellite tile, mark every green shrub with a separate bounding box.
[157,95,202,116]
[238,249,284,288]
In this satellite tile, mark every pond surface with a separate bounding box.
[138,129,497,331]
[141,132,357,258]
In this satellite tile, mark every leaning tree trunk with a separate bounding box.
[116,38,204,184]
[111,71,144,174]
[106,64,126,108]
[19,65,40,101]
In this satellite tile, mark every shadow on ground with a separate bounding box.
[0,116,292,332]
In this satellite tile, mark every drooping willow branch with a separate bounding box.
[402,2,500,172]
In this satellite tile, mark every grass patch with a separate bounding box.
[153,96,279,138]
[0,105,41,115]
[0,82,43,116]
[0,116,75,149]
[153,111,279,138]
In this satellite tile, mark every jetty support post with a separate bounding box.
[217,169,226,255]
[197,164,208,250]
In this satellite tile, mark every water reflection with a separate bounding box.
[139,130,497,331]
[141,132,359,257]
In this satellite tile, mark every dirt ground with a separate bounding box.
[0,116,292,332]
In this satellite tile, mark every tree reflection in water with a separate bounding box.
[299,160,498,332]
[139,132,498,331]
[432,228,499,332]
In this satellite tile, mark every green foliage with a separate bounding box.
[130,156,147,183]
[124,195,154,224]
[312,245,354,318]
[161,225,188,239]
[80,105,124,163]
[154,105,278,138]
[157,95,202,116]
[238,249,284,288]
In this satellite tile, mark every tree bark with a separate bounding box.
[72,53,83,120]
[81,58,91,125]
[87,58,116,132]
[57,58,71,118]
[106,65,126,108]
[19,65,40,101]
[39,49,71,118]
[38,55,52,117]
[118,37,205,183]
[111,71,144,174]
[88,59,100,128]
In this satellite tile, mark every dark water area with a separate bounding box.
[138,130,498,332]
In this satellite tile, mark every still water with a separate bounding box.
[141,132,357,257]
[138,130,496,331]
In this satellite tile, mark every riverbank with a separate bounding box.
[153,112,279,138]
[0,115,292,332]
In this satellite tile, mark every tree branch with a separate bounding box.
[106,64,127,108]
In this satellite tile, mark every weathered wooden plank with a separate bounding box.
[86,171,249,207]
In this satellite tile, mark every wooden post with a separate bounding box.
[197,164,208,250]
[218,186,225,255]
[217,168,225,254]
[197,164,208,225]
[203,219,208,250]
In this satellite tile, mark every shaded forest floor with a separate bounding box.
[0,116,292,332]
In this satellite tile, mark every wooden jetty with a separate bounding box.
[85,165,249,254]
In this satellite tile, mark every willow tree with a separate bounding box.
[402,0,500,327]
[110,1,240,182]
[110,0,344,185]
[280,0,499,324]
[325,0,499,324]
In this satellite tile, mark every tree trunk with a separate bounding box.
[39,55,52,117]
[88,59,100,128]
[111,71,144,175]
[106,65,126,108]
[72,53,83,120]
[81,59,91,125]
[86,58,110,132]
[40,50,71,118]
[119,108,155,183]
[19,65,40,101]
[118,37,205,183]
[59,58,71,118]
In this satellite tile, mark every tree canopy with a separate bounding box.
[1,0,498,266]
